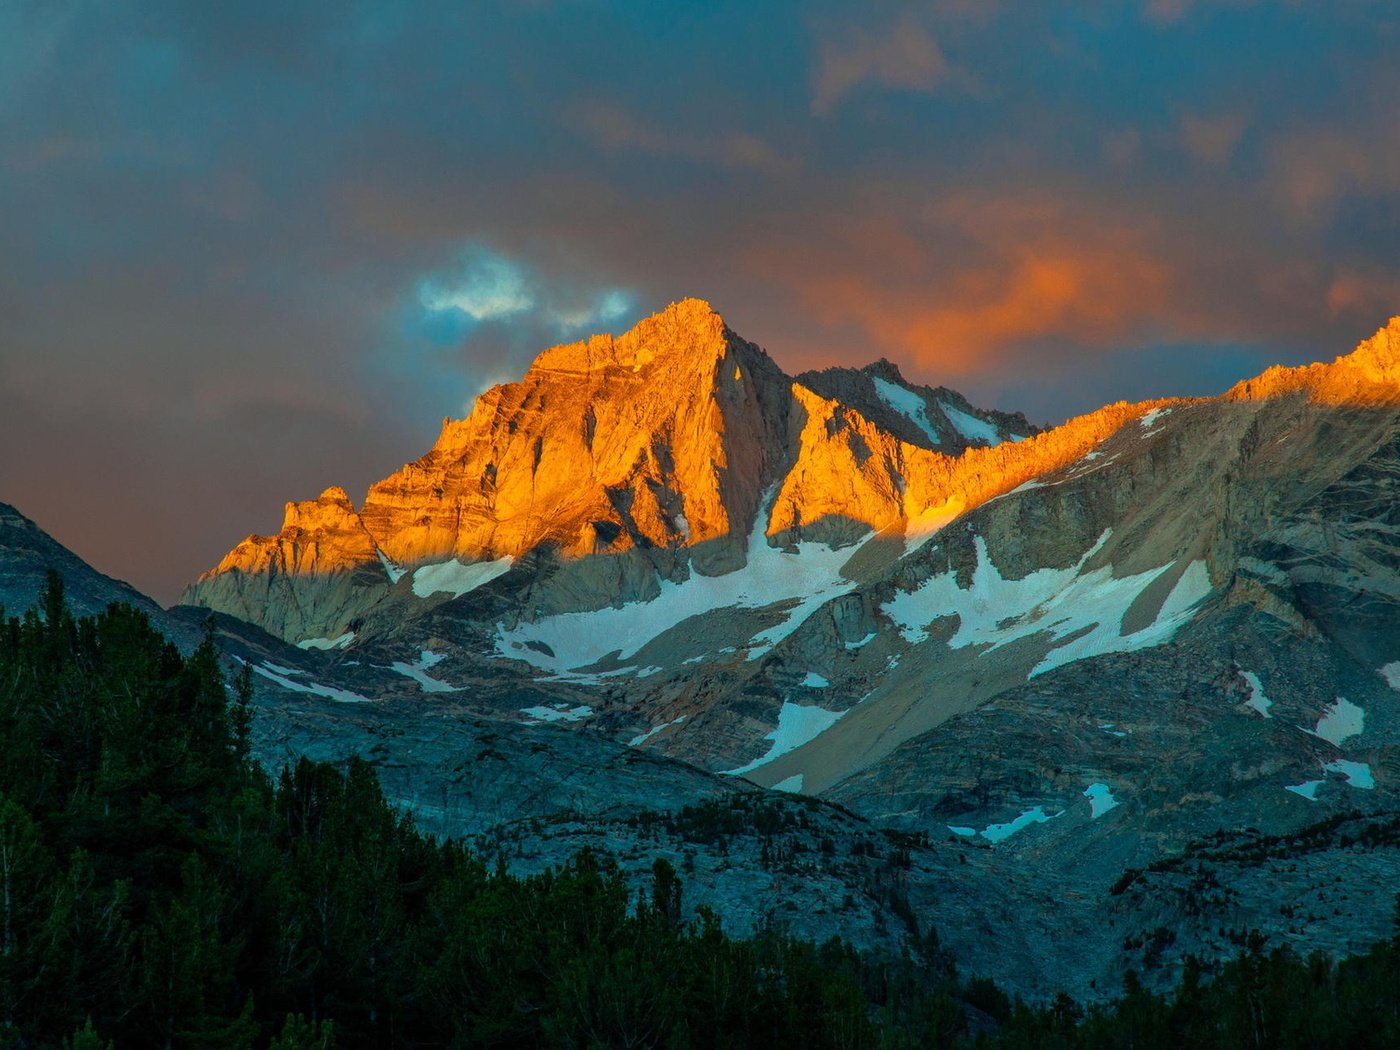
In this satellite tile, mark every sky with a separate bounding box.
[3,0,1399,603]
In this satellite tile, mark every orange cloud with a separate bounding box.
[1143,0,1257,26]
[1326,271,1400,318]
[751,193,1177,374]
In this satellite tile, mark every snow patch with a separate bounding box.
[772,774,805,793]
[389,649,460,693]
[723,702,847,775]
[1138,407,1172,432]
[1381,662,1400,690]
[628,715,687,747]
[377,548,407,584]
[872,377,941,445]
[844,632,876,650]
[1306,698,1365,746]
[519,704,593,724]
[801,672,830,688]
[1323,759,1375,789]
[940,401,1002,445]
[1238,670,1273,718]
[1284,780,1322,801]
[1084,783,1119,818]
[881,533,1210,678]
[947,826,978,837]
[297,632,355,651]
[1099,722,1128,738]
[252,663,371,704]
[412,556,515,598]
[981,806,1062,843]
[498,506,864,674]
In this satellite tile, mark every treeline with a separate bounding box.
[2,576,1399,1048]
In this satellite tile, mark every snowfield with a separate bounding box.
[389,649,460,693]
[872,377,942,445]
[881,532,1212,677]
[297,632,355,651]
[1238,670,1273,717]
[1323,759,1375,789]
[519,704,593,724]
[980,806,1062,843]
[1381,662,1400,690]
[412,556,515,598]
[723,702,848,776]
[939,401,1002,445]
[250,661,371,704]
[628,715,687,747]
[1307,698,1365,747]
[1285,780,1322,801]
[1138,407,1172,433]
[1083,783,1119,819]
[377,549,407,583]
[496,510,865,674]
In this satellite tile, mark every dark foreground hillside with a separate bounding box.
[3,576,1399,1049]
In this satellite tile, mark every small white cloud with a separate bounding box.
[419,251,533,321]
[548,288,634,331]
[416,246,633,336]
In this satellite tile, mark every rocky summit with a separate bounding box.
[32,302,1400,999]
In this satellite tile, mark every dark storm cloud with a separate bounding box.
[2,0,1398,600]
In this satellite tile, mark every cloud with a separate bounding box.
[572,101,797,176]
[3,0,1398,602]
[1270,127,1400,224]
[1326,270,1400,319]
[749,192,1179,374]
[810,16,953,114]
[1142,0,1256,26]
[419,250,534,322]
[399,245,640,409]
[1180,111,1246,165]
[415,245,635,338]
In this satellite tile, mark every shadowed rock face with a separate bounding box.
[0,502,167,623]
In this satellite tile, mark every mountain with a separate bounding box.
[175,301,1400,998]
[183,298,1033,640]
[0,502,171,623]
[7,496,1045,975]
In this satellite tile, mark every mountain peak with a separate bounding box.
[1228,316,1400,405]
[1342,315,1400,382]
[528,298,730,375]
[857,358,908,384]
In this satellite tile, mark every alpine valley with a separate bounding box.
[10,299,1400,1003]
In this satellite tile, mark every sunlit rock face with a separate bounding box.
[183,297,1032,638]
[1228,315,1400,404]
[360,298,793,569]
[186,486,389,642]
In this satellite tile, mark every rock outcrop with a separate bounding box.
[187,486,391,641]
